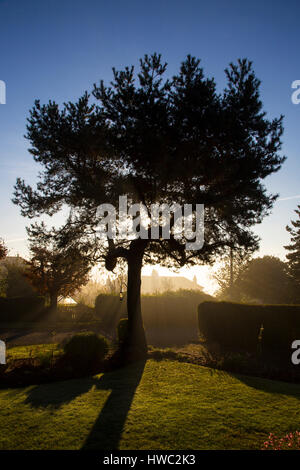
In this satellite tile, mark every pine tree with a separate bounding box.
[13,54,285,355]
[285,205,300,288]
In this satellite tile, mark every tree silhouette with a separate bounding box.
[213,247,252,300]
[2,259,36,298]
[285,205,300,294]
[13,54,285,354]
[26,220,93,309]
[233,256,292,304]
[0,238,7,260]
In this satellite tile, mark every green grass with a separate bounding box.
[7,343,60,360]
[0,359,299,450]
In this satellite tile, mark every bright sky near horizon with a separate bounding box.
[0,0,300,294]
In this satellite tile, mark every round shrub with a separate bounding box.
[117,318,129,345]
[63,331,109,365]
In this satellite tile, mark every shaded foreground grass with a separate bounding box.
[0,359,299,450]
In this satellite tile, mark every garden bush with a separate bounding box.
[63,331,109,366]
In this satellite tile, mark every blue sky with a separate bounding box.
[0,0,299,291]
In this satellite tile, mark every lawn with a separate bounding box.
[7,343,60,360]
[0,359,299,450]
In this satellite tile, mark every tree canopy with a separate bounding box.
[285,205,300,295]
[26,220,94,309]
[232,256,292,304]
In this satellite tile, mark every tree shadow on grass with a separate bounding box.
[206,364,300,399]
[228,371,300,399]
[24,375,97,409]
[82,360,146,450]
[24,360,146,449]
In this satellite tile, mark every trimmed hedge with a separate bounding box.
[95,293,127,332]
[95,290,212,345]
[0,296,45,322]
[198,301,300,356]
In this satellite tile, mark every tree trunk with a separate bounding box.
[49,292,58,310]
[125,241,147,356]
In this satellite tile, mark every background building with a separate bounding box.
[141,269,203,294]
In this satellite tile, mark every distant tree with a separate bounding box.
[0,239,7,260]
[161,276,173,292]
[14,54,285,354]
[0,241,35,298]
[213,247,253,300]
[4,260,36,297]
[233,256,292,304]
[74,279,105,306]
[285,205,300,299]
[26,220,94,309]
[0,239,8,296]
